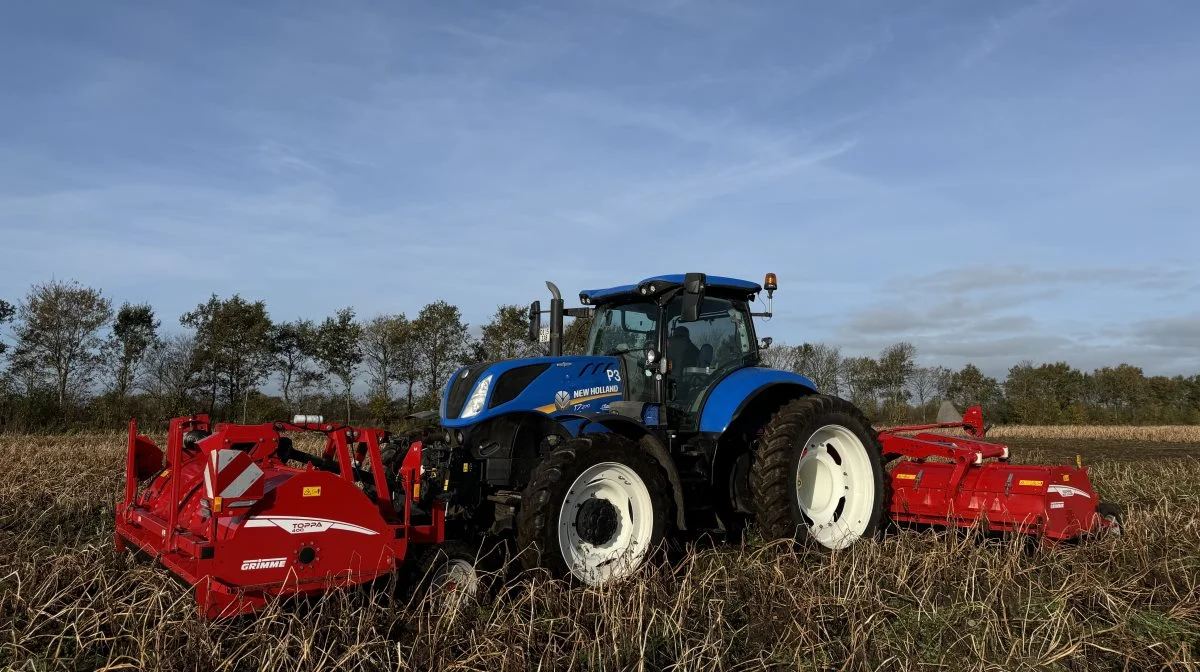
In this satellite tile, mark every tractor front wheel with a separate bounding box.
[516,432,669,584]
[752,395,888,551]
[401,540,486,613]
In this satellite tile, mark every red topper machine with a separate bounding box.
[114,414,453,618]
[879,403,1122,541]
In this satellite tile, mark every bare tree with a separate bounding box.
[562,313,593,356]
[840,356,880,416]
[139,333,197,415]
[270,319,322,413]
[391,317,422,412]
[13,279,113,405]
[315,307,362,423]
[181,294,274,417]
[0,299,14,359]
[909,365,950,421]
[361,314,408,410]
[480,304,544,361]
[413,301,471,407]
[758,342,796,371]
[794,343,842,395]
[106,302,160,398]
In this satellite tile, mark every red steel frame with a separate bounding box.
[879,406,1110,541]
[115,415,445,618]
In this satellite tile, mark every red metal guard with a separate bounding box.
[114,416,447,619]
[879,406,1114,541]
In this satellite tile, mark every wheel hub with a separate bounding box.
[575,497,620,545]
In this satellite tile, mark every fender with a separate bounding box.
[698,367,818,434]
[555,412,688,531]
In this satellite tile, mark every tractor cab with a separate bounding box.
[531,272,778,432]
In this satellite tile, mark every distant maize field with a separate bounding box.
[0,431,1197,670]
[987,424,1200,442]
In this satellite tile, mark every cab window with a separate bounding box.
[663,296,754,429]
[586,301,659,402]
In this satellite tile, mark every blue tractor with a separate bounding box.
[429,272,889,585]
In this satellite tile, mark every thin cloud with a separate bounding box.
[253,142,325,178]
[900,265,1189,296]
[959,0,1078,68]
[1135,315,1200,350]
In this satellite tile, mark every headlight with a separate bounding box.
[460,375,492,418]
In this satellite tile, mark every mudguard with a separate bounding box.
[698,367,818,433]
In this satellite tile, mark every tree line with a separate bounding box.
[0,279,589,432]
[0,278,1196,432]
[761,341,1200,426]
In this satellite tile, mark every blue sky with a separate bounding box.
[1,0,1196,377]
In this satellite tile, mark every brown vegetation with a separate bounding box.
[1,434,1197,671]
[986,424,1200,443]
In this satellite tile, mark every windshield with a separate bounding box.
[586,301,658,356]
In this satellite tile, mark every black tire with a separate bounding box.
[400,540,490,610]
[516,432,670,583]
[751,394,889,550]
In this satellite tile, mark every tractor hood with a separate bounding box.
[439,355,625,428]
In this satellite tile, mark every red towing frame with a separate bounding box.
[115,415,445,618]
[879,406,1116,541]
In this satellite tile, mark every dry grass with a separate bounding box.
[1,433,1197,671]
[986,425,1200,443]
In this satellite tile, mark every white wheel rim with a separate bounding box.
[429,558,479,608]
[557,461,654,584]
[794,424,876,549]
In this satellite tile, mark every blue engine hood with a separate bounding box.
[440,355,625,428]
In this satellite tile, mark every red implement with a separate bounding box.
[114,415,443,618]
[879,405,1120,541]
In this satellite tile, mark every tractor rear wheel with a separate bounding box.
[516,432,669,584]
[752,395,888,550]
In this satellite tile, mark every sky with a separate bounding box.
[1,0,1197,379]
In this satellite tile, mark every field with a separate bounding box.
[1,429,1197,671]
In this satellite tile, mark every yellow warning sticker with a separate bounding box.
[1063,474,1070,482]
[896,473,917,480]
[303,486,322,497]
[462,463,470,473]
[1019,479,1043,487]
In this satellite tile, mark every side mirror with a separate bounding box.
[528,300,542,342]
[759,337,773,349]
[680,272,706,322]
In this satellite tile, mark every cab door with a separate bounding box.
[662,295,755,431]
